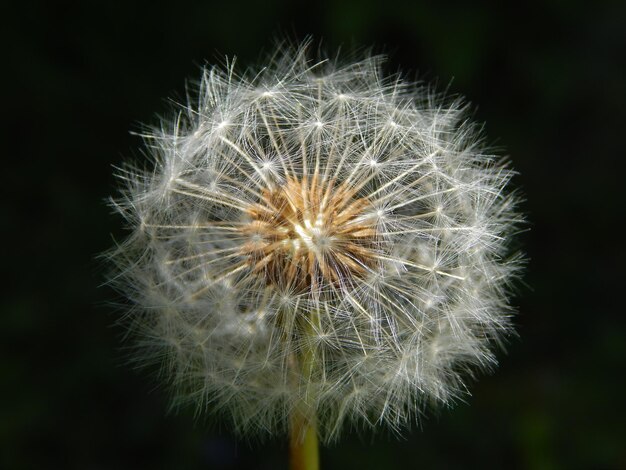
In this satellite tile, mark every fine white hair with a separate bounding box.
[108,42,523,442]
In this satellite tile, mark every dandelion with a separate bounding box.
[108,42,522,469]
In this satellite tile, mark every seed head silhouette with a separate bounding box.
[108,43,523,443]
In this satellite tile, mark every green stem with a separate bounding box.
[289,309,320,470]
[289,409,319,470]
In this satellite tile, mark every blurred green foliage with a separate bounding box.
[2,1,625,468]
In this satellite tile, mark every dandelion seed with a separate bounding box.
[107,41,523,469]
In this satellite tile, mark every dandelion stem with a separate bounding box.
[289,410,319,470]
[289,310,320,470]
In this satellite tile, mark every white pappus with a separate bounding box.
[108,42,523,442]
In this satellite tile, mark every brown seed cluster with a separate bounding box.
[240,174,379,293]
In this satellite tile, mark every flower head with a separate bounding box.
[109,43,522,442]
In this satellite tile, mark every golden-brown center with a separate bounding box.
[241,176,378,292]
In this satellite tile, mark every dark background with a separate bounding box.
[3,1,625,469]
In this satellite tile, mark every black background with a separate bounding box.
[3,1,625,469]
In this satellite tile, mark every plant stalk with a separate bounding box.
[289,309,320,470]
[289,410,319,470]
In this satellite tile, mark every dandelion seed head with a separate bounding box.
[108,42,523,442]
